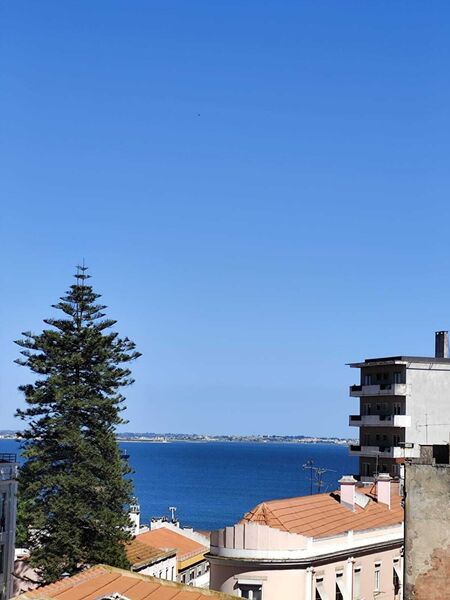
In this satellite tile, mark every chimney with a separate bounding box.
[339,475,357,511]
[435,331,448,358]
[376,473,392,509]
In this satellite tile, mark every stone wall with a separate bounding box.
[404,462,450,600]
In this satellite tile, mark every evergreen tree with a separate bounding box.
[15,266,141,583]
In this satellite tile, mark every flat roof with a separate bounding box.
[348,356,450,368]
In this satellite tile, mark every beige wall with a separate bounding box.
[210,546,402,600]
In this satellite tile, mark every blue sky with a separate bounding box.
[1,1,450,436]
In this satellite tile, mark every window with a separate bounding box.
[374,562,381,592]
[0,494,6,532]
[0,545,4,575]
[393,559,401,597]
[171,566,175,580]
[364,374,372,386]
[376,373,382,381]
[393,434,401,446]
[393,402,401,415]
[335,572,345,600]
[189,570,195,581]
[315,577,326,600]
[363,463,371,477]
[394,372,402,384]
[165,567,169,580]
[354,567,361,599]
[239,584,262,600]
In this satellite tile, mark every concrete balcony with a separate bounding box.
[349,444,416,458]
[349,414,411,428]
[349,383,408,397]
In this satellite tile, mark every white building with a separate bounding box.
[348,331,450,481]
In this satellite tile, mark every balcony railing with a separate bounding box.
[349,414,411,428]
[349,383,408,397]
[0,453,17,464]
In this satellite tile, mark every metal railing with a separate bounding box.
[0,453,17,464]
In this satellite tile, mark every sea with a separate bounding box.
[0,439,357,531]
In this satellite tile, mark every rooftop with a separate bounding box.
[348,355,450,368]
[125,538,175,570]
[241,485,403,538]
[17,565,235,600]
[137,528,208,562]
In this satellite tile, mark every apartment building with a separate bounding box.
[348,331,450,481]
[0,453,17,600]
[208,475,403,600]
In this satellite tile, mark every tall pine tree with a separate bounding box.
[15,266,141,583]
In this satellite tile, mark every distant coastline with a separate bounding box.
[0,430,356,445]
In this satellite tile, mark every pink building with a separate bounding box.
[208,475,403,600]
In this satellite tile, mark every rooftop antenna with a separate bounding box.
[302,459,315,495]
[302,460,336,494]
[168,506,177,523]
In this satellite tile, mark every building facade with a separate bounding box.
[136,524,210,588]
[348,331,450,481]
[209,476,403,600]
[125,537,177,581]
[403,444,450,600]
[0,453,17,600]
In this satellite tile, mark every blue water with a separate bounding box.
[0,439,356,530]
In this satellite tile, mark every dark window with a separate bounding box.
[0,494,6,532]
[335,582,344,600]
[393,567,400,595]
[239,585,262,600]
[0,545,4,575]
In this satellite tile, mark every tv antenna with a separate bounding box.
[302,459,336,494]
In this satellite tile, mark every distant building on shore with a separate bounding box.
[208,475,403,600]
[0,453,18,600]
[348,331,450,482]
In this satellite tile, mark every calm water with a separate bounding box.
[0,439,356,530]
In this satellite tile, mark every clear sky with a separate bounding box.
[1,1,450,437]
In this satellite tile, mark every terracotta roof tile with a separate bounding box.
[241,486,403,538]
[19,565,236,600]
[137,529,207,562]
[125,539,175,569]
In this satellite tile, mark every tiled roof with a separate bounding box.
[137,529,207,562]
[125,538,175,569]
[19,565,236,600]
[241,486,403,538]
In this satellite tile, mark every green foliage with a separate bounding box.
[15,266,141,583]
